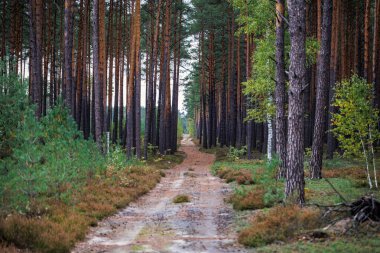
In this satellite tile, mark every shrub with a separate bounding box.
[227,146,247,160]
[331,75,379,188]
[217,167,254,185]
[0,65,28,159]
[238,205,321,247]
[0,103,106,212]
[230,188,266,210]
[0,215,72,253]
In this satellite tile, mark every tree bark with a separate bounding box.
[327,0,339,159]
[310,0,333,179]
[64,0,74,114]
[275,0,287,177]
[285,0,306,205]
[92,0,103,150]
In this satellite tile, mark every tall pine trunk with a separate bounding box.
[275,0,287,177]
[310,0,333,179]
[285,0,306,205]
[92,0,103,149]
[64,0,74,114]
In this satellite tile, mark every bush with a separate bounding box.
[238,205,321,247]
[0,67,28,159]
[227,146,247,160]
[0,102,106,213]
[230,187,266,210]
[217,167,254,185]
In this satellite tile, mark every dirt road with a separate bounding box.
[73,135,246,253]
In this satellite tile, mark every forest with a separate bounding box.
[0,0,380,252]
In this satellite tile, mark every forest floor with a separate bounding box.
[73,135,246,253]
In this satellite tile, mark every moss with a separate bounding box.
[173,195,190,204]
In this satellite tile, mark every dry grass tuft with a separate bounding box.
[238,205,321,247]
[173,194,190,204]
[0,166,163,253]
[0,242,23,253]
[0,215,72,252]
[322,168,367,181]
[229,188,266,210]
[217,168,254,185]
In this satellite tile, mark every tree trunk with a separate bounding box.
[364,0,371,82]
[99,0,106,133]
[127,0,137,158]
[107,0,114,132]
[374,0,380,109]
[92,0,103,150]
[64,0,74,114]
[275,0,287,177]
[310,0,333,179]
[327,0,339,159]
[29,0,43,118]
[285,0,306,205]
[135,0,141,159]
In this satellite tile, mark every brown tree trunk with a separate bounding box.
[275,0,287,178]
[373,0,380,109]
[99,0,106,133]
[113,0,122,143]
[135,0,141,158]
[310,0,333,179]
[327,0,339,159]
[29,0,43,118]
[144,0,162,158]
[64,0,74,114]
[107,0,114,132]
[126,0,137,158]
[364,0,372,82]
[158,0,171,154]
[285,0,306,205]
[92,0,103,149]
[171,1,182,152]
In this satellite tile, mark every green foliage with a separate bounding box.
[305,38,320,66]
[331,75,379,158]
[227,146,248,160]
[257,237,380,252]
[177,115,184,140]
[0,102,107,212]
[232,0,273,37]
[0,65,28,159]
[244,32,276,122]
[187,118,196,138]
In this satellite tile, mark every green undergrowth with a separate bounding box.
[257,237,380,253]
[0,79,185,252]
[205,146,380,250]
[212,155,284,211]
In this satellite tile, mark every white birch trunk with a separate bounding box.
[267,96,273,161]
[361,137,373,189]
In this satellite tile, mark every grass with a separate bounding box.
[173,194,190,204]
[257,237,380,253]
[0,152,184,253]
[205,147,380,250]
[147,151,186,171]
[238,205,321,247]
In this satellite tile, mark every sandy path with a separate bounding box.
[73,135,246,253]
